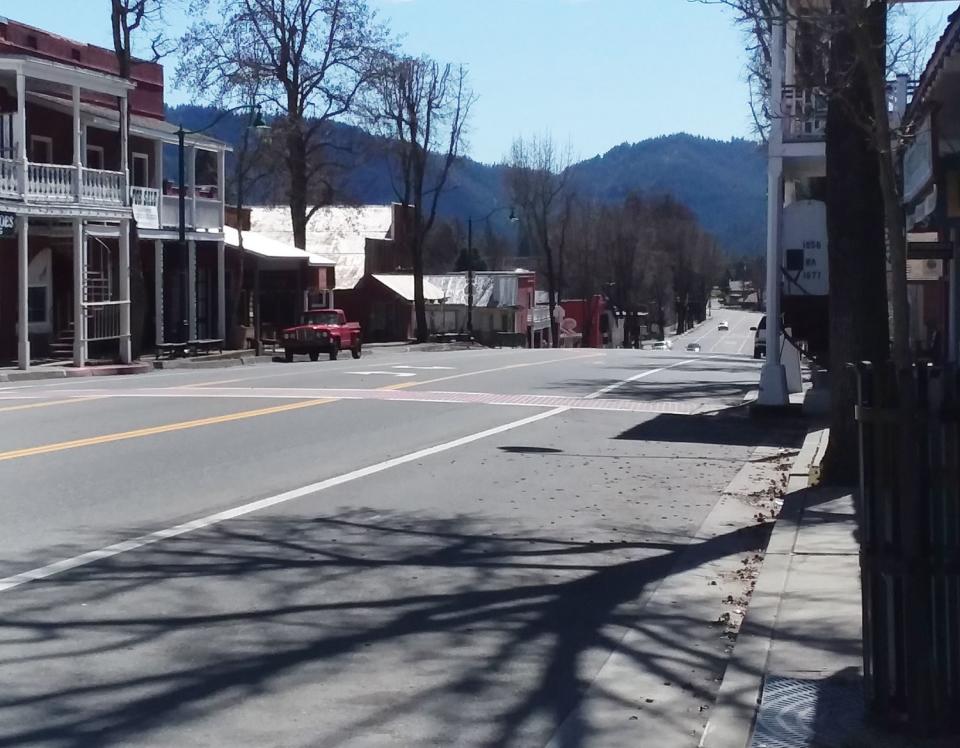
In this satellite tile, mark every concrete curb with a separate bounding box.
[0,363,152,382]
[153,355,275,370]
[699,427,830,748]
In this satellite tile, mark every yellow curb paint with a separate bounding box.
[0,398,336,463]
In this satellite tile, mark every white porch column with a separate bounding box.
[119,218,132,363]
[73,218,87,367]
[154,239,164,345]
[15,71,26,199]
[154,139,165,229]
[187,239,197,340]
[217,148,226,230]
[217,239,226,341]
[16,215,29,370]
[120,94,129,205]
[187,146,197,229]
[757,14,789,407]
[72,85,82,202]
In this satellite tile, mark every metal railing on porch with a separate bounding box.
[83,300,127,342]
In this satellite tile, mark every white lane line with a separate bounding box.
[392,365,455,371]
[585,358,695,400]
[347,371,416,377]
[0,406,569,594]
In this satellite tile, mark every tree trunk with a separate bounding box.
[821,0,891,484]
[288,125,309,250]
[543,241,558,347]
[128,219,146,358]
[413,219,428,343]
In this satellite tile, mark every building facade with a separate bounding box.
[0,18,230,369]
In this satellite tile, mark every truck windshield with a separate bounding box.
[302,311,340,325]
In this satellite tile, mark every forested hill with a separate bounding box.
[166,107,766,256]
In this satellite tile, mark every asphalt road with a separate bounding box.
[0,307,797,747]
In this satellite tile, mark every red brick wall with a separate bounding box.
[0,18,165,119]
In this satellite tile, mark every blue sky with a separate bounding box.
[5,0,955,164]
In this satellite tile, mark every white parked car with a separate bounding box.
[686,342,701,352]
[718,320,730,331]
[650,339,673,351]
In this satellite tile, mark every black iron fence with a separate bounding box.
[855,362,960,736]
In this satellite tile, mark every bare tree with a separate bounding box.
[506,134,573,347]
[179,0,389,249]
[702,0,927,481]
[110,0,172,358]
[369,55,474,342]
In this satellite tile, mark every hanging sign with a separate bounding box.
[0,211,15,237]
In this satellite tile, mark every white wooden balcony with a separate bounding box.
[782,86,828,142]
[0,156,127,205]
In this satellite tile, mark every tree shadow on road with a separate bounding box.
[0,504,803,748]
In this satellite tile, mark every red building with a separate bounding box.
[0,18,235,368]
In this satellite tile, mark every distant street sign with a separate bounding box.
[0,211,15,237]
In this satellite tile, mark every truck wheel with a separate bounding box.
[351,341,362,359]
[309,351,319,362]
[329,345,339,361]
[284,351,294,363]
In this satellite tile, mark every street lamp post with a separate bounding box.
[175,106,267,343]
[466,206,517,337]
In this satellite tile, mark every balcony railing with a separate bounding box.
[0,157,126,205]
[782,86,827,141]
[81,168,125,203]
[159,194,223,231]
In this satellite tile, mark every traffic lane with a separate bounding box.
[0,347,523,396]
[682,312,760,356]
[394,348,756,406]
[0,392,341,454]
[0,407,756,747]
[594,355,764,407]
[0,398,554,578]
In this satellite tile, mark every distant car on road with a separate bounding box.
[650,339,673,351]
[718,320,729,331]
[751,316,766,359]
[686,342,701,352]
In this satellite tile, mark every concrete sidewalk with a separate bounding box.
[700,429,955,748]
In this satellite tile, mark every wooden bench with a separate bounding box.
[154,339,224,360]
[155,342,186,360]
[184,339,224,357]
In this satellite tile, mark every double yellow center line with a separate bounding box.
[0,399,333,463]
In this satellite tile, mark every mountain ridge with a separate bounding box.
[166,106,766,256]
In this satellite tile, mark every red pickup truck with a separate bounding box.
[280,309,362,362]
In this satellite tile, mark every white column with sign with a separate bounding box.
[757,14,789,407]
[782,200,829,297]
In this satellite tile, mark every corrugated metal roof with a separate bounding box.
[223,226,334,265]
[425,273,520,307]
[251,205,392,290]
[372,274,445,302]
